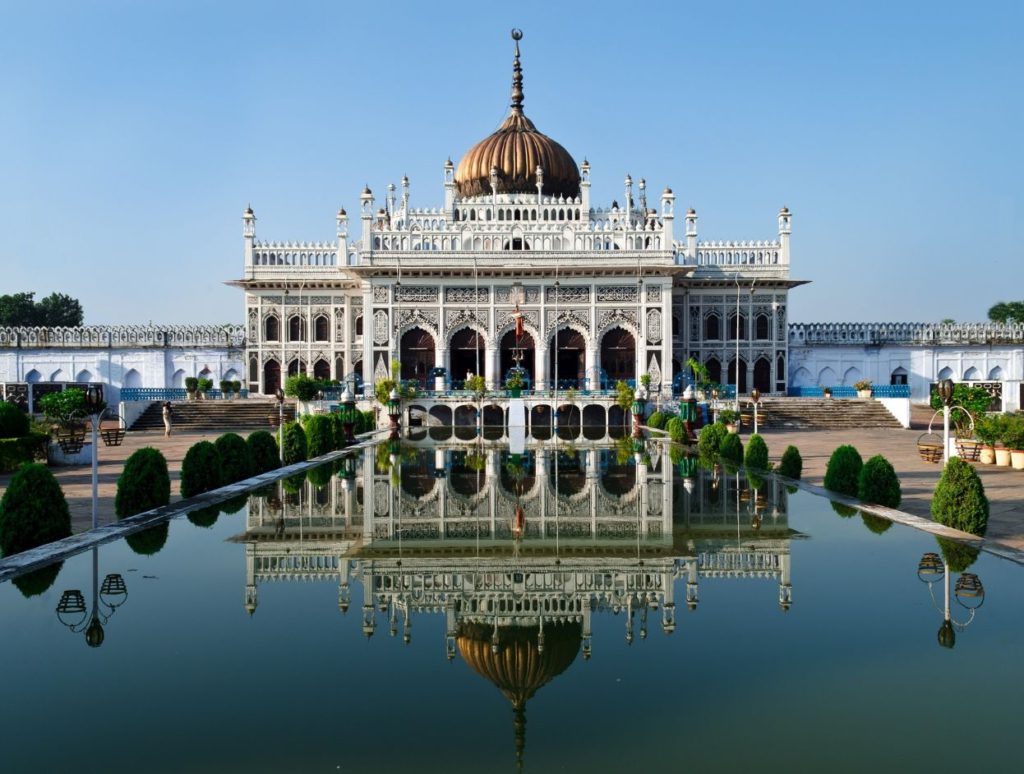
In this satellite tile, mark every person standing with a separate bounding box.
[162,401,173,437]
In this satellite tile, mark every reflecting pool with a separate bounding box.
[1,442,1022,773]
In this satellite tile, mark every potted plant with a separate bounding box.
[505,370,524,398]
[185,376,199,400]
[219,379,232,398]
[822,386,833,399]
[718,409,739,433]
[973,414,998,465]
[231,380,242,398]
[853,379,873,398]
[1006,415,1024,471]
[994,414,1013,467]
[640,372,652,391]
[197,377,213,400]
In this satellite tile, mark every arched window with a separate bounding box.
[288,315,306,341]
[355,315,363,336]
[704,313,721,340]
[890,367,908,386]
[314,315,330,341]
[755,314,770,340]
[264,315,280,342]
[727,312,746,341]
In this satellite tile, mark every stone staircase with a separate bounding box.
[753,397,903,430]
[129,399,296,432]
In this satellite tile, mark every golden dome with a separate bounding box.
[455,31,580,200]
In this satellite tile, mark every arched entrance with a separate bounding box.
[728,358,748,394]
[706,357,721,385]
[600,328,636,384]
[450,328,485,384]
[400,327,436,388]
[263,360,281,395]
[313,359,330,381]
[549,328,586,389]
[753,358,771,393]
[500,329,535,388]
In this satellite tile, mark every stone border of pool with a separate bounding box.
[0,433,385,583]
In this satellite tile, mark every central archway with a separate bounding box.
[500,329,535,388]
[549,328,586,389]
[450,328,485,385]
[600,327,636,384]
[400,327,436,388]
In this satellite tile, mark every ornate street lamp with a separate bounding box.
[387,387,401,436]
[937,378,955,464]
[339,384,356,444]
[750,387,761,435]
[631,385,647,439]
[83,384,106,529]
[916,550,985,649]
[56,547,127,648]
[275,388,285,461]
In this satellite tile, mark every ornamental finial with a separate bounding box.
[510,29,524,115]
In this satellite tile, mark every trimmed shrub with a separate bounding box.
[931,457,989,536]
[11,561,64,598]
[744,434,769,471]
[115,447,171,518]
[936,536,980,572]
[0,401,29,438]
[823,445,862,497]
[861,512,893,535]
[0,463,71,556]
[125,523,169,556]
[665,416,685,443]
[214,432,254,484]
[858,454,901,508]
[697,423,728,459]
[647,411,668,429]
[719,432,744,465]
[304,415,336,458]
[307,464,333,488]
[187,505,220,529]
[219,494,248,515]
[831,502,858,518]
[777,445,803,480]
[180,440,222,498]
[282,421,308,465]
[282,472,305,494]
[0,434,49,473]
[247,431,281,474]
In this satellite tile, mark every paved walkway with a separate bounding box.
[1,407,1022,552]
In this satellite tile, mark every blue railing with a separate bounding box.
[120,388,250,401]
[870,384,911,398]
[786,385,910,398]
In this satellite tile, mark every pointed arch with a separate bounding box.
[123,368,143,388]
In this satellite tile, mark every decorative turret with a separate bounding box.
[336,207,348,264]
[443,158,455,215]
[685,207,698,259]
[580,158,590,213]
[624,174,633,225]
[400,175,410,214]
[778,206,792,264]
[360,185,374,251]
[661,187,675,248]
[242,205,256,271]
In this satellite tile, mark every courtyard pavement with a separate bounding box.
[0,406,1021,554]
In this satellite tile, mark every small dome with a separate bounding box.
[454,32,579,200]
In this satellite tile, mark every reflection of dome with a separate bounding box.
[458,621,582,768]
[455,32,580,200]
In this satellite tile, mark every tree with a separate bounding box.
[932,457,988,536]
[115,447,171,518]
[0,463,71,555]
[375,359,416,406]
[180,440,222,497]
[987,301,1024,324]
[0,292,38,326]
[823,445,862,497]
[0,291,85,326]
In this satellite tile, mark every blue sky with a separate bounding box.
[1,0,1020,325]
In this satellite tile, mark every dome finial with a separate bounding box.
[510,29,524,115]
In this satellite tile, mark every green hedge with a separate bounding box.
[931,457,988,536]
[180,440,222,498]
[214,432,254,484]
[0,463,71,555]
[697,423,728,459]
[858,454,901,508]
[777,445,803,479]
[0,434,48,473]
[665,416,685,442]
[824,445,862,497]
[247,431,281,474]
[0,401,29,438]
[744,434,769,471]
[719,433,744,465]
[282,422,308,465]
[115,447,171,518]
[304,415,336,458]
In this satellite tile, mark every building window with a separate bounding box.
[704,313,721,341]
[264,315,280,342]
[314,315,330,341]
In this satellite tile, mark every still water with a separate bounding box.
[1,443,1020,773]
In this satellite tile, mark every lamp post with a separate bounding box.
[937,378,955,465]
[711,387,719,424]
[84,384,105,530]
[917,551,985,648]
[275,388,285,461]
[750,387,761,435]
[387,387,401,437]
[631,385,647,439]
[340,384,356,444]
[56,546,127,648]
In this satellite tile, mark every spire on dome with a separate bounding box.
[510,29,524,116]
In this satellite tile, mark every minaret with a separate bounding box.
[685,208,698,260]
[242,205,256,276]
[661,187,675,248]
[336,207,348,265]
[360,185,374,253]
[387,182,397,219]
[535,165,543,207]
[778,206,792,264]
[443,158,455,217]
[400,175,410,215]
[580,159,590,213]
[638,178,647,218]
[624,174,633,226]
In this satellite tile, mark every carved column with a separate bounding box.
[536,346,548,391]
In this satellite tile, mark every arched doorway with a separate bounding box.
[753,358,771,393]
[500,329,535,388]
[450,328,485,384]
[549,328,586,389]
[600,328,636,384]
[400,327,436,388]
[263,360,281,395]
[313,359,330,381]
[728,358,748,394]
[706,357,722,385]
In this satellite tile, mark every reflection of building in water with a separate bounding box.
[236,444,797,766]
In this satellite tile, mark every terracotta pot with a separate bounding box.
[727,424,738,434]
[857,389,872,399]
[1012,450,1024,471]
[995,447,1012,466]
[979,445,995,464]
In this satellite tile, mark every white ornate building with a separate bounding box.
[231,31,800,401]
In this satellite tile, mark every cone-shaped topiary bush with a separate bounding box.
[824,445,862,496]
[861,512,893,535]
[304,415,335,458]
[777,445,803,479]
[0,463,71,555]
[697,423,728,459]
[125,522,169,556]
[936,536,980,572]
[180,440,222,498]
[831,501,858,518]
[115,447,170,518]
[665,416,685,443]
[214,432,254,484]
[0,401,29,438]
[858,454,901,508]
[307,464,333,488]
[11,561,63,598]
[647,411,668,430]
[247,430,281,474]
[187,505,220,529]
[931,457,988,536]
[744,433,769,471]
[218,494,248,515]
[282,421,308,465]
[720,432,744,465]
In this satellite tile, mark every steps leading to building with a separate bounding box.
[128,400,296,432]
[749,397,903,430]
